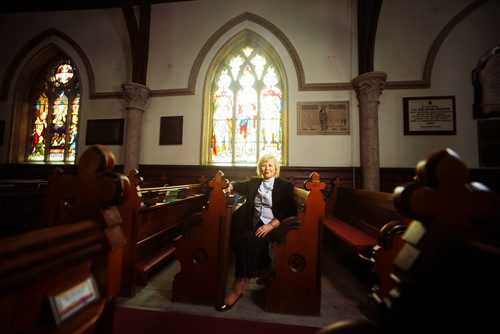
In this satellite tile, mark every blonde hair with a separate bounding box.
[256,154,280,177]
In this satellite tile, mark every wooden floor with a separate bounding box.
[115,236,374,330]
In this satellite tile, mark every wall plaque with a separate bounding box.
[297,101,350,135]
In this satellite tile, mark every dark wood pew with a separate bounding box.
[0,178,48,236]
[265,172,326,315]
[0,144,129,334]
[322,178,402,263]
[319,148,500,334]
[172,170,235,305]
[368,219,408,307]
[172,171,327,314]
[118,169,209,297]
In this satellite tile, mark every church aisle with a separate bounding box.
[114,241,372,331]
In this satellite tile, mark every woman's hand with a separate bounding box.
[255,219,279,237]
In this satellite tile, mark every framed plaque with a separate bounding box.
[403,96,456,135]
[86,119,124,145]
[48,275,100,325]
[297,101,350,135]
[159,116,183,145]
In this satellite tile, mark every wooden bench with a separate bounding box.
[118,169,209,297]
[322,178,402,262]
[319,148,500,334]
[0,178,48,236]
[172,171,326,314]
[0,144,128,334]
[265,172,326,315]
[172,170,236,305]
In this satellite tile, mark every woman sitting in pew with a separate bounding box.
[217,154,297,311]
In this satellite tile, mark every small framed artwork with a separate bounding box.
[48,275,101,325]
[403,96,456,135]
[159,116,183,145]
[86,119,124,145]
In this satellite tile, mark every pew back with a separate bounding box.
[323,183,401,258]
[118,170,209,296]
[0,144,128,334]
[172,171,234,305]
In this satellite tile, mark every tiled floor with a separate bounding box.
[116,241,373,329]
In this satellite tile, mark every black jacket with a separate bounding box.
[231,176,297,226]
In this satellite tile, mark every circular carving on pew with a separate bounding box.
[192,248,207,265]
[288,253,306,272]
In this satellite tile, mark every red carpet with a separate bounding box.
[113,306,321,334]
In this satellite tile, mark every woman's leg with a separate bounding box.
[222,277,248,305]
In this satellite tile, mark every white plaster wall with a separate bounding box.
[0,0,498,169]
[376,0,500,168]
[144,0,357,166]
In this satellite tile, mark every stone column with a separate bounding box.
[351,72,387,191]
[122,82,151,174]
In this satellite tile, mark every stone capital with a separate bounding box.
[351,72,387,105]
[122,82,151,111]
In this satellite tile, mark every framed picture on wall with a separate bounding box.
[85,119,124,145]
[297,101,350,135]
[159,116,183,145]
[403,96,456,135]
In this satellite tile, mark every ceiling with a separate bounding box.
[0,1,191,14]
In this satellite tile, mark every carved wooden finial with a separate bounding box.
[78,144,115,175]
[394,148,499,241]
[198,175,208,185]
[332,177,343,189]
[304,172,326,192]
[128,169,144,187]
[208,170,229,191]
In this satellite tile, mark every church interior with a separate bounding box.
[0,1,499,333]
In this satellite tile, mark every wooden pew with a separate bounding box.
[265,172,326,315]
[368,219,408,307]
[0,178,48,236]
[322,178,402,262]
[0,144,129,334]
[319,148,500,334]
[172,170,235,305]
[118,170,209,297]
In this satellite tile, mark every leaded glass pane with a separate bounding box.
[28,94,49,161]
[27,59,80,163]
[209,43,283,165]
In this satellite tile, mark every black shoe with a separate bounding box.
[216,293,243,312]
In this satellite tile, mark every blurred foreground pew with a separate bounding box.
[319,148,500,334]
[0,144,129,334]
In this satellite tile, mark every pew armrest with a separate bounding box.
[274,215,301,244]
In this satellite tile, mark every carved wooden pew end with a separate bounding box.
[265,172,325,315]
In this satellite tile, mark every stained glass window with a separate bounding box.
[27,59,80,162]
[209,44,285,165]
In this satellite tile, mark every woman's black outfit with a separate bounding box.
[230,176,297,278]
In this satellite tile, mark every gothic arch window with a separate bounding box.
[202,30,288,166]
[26,57,80,162]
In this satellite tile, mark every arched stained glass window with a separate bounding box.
[27,58,80,162]
[205,34,287,166]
